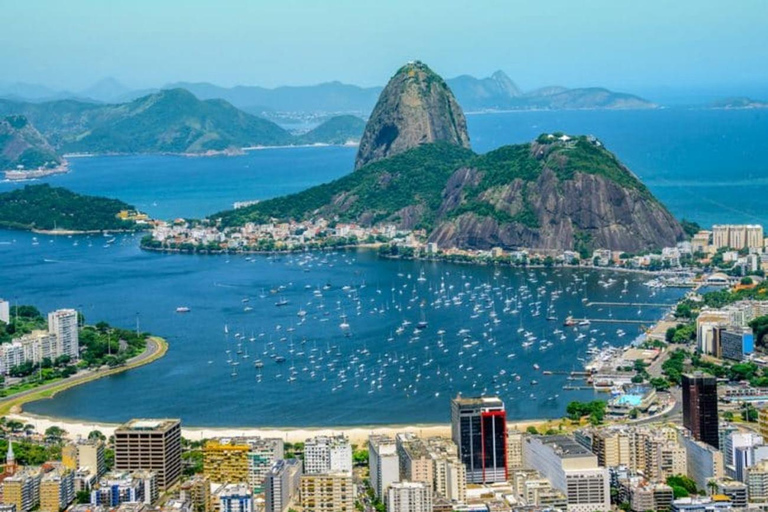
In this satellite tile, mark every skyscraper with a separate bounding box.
[48,309,79,360]
[451,395,507,483]
[682,373,719,449]
[114,419,182,490]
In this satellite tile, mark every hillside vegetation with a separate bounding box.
[0,184,140,232]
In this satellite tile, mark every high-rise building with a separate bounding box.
[39,467,75,512]
[0,298,9,324]
[299,472,355,512]
[679,433,724,490]
[386,482,432,512]
[203,440,249,484]
[507,430,524,471]
[204,437,284,494]
[368,436,399,500]
[450,395,507,483]
[682,373,719,448]
[2,468,43,512]
[47,309,79,360]
[179,475,211,512]
[748,460,768,502]
[522,435,610,512]
[114,419,182,490]
[396,433,434,486]
[591,429,631,468]
[62,440,106,477]
[303,436,352,476]
[716,479,747,508]
[263,459,301,512]
[218,484,253,512]
[423,437,466,504]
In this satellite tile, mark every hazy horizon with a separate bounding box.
[2,0,768,102]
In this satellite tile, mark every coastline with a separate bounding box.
[0,336,168,417]
[61,142,359,160]
[7,413,555,445]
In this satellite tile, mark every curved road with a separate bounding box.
[0,337,164,412]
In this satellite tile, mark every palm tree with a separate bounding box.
[707,479,718,496]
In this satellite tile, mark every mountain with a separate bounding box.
[216,63,683,253]
[444,73,655,111]
[78,77,133,103]
[446,71,523,110]
[709,97,768,109]
[355,61,471,170]
[165,81,382,114]
[296,115,365,145]
[0,90,294,154]
[61,89,293,154]
[0,184,140,232]
[0,115,62,171]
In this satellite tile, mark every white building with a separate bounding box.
[368,436,399,501]
[218,484,253,512]
[679,433,724,491]
[303,435,352,476]
[522,435,610,512]
[0,298,9,324]
[48,309,79,360]
[386,482,432,512]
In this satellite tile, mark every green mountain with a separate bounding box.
[61,89,293,153]
[215,63,682,253]
[0,115,61,170]
[0,91,369,155]
[296,115,365,145]
[216,137,683,252]
[0,184,141,232]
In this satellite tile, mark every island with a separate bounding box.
[0,184,151,233]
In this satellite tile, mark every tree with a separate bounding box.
[526,426,539,435]
[76,490,90,504]
[723,411,734,422]
[88,430,106,441]
[741,276,754,285]
[45,425,67,442]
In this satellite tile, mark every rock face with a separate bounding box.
[354,61,470,170]
[0,115,61,170]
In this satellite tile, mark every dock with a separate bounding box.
[570,318,648,324]
[586,301,675,308]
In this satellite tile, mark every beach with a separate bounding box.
[8,413,554,445]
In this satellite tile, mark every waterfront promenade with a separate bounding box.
[0,336,167,416]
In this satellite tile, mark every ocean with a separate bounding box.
[1,108,766,426]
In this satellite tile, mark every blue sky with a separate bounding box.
[2,0,767,96]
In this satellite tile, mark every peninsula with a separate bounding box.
[0,184,150,233]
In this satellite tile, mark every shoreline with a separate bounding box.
[0,336,168,417]
[7,412,556,445]
[62,142,359,160]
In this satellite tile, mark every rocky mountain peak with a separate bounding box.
[354,61,470,170]
[490,70,522,97]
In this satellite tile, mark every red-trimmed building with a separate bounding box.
[450,395,507,483]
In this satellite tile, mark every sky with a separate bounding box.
[2,0,768,98]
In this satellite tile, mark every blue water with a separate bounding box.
[2,109,767,426]
[3,230,683,426]
[2,109,767,226]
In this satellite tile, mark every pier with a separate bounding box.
[586,301,675,308]
[570,317,648,324]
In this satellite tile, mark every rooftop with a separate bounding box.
[536,435,593,458]
[116,419,180,433]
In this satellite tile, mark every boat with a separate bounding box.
[175,306,191,313]
[275,298,289,307]
[563,316,577,327]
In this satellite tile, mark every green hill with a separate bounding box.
[297,115,365,145]
[0,184,141,232]
[215,135,684,252]
[0,115,61,170]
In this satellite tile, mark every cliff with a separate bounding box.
[354,61,470,169]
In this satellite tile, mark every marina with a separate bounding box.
[0,229,687,426]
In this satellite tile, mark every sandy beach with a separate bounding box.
[10,412,557,445]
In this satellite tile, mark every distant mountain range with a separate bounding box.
[0,71,657,114]
[0,90,365,155]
